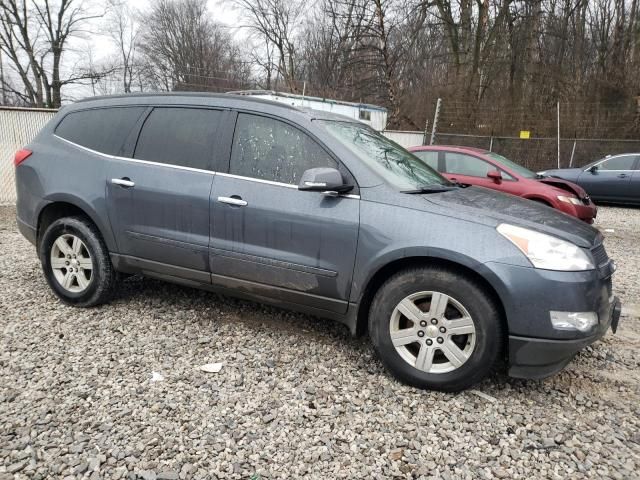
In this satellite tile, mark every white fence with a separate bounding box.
[382,130,425,148]
[1,107,57,204]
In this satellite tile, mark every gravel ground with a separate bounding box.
[1,205,639,480]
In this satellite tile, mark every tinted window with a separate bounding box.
[230,114,337,184]
[413,151,439,171]
[444,153,494,177]
[599,156,636,171]
[55,107,145,155]
[134,108,221,170]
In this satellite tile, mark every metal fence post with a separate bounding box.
[429,98,442,146]
[557,102,561,168]
[489,135,494,152]
[569,139,577,167]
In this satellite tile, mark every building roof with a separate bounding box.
[228,90,388,113]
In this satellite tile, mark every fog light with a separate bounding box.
[550,311,598,332]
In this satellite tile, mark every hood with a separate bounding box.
[539,168,582,183]
[423,186,599,248]
[538,177,589,199]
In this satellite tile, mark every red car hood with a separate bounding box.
[538,177,589,199]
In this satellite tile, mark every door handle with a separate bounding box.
[617,173,628,178]
[217,196,247,207]
[111,178,135,188]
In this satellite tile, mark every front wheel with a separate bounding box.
[39,216,118,307]
[368,266,503,392]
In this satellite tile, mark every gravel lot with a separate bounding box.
[1,205,639,480]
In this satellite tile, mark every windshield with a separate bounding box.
[486,152,536,179]
[318,120,449,190]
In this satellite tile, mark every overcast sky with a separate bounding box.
[90,0,241,58]
[65,0,243,101]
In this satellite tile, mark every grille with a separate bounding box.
[592,243,609,267]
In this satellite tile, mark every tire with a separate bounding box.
[39,216,117,307]
[368,266,503,392]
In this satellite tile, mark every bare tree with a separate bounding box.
[104,0,138,93]
[229,0,303,92]
[0,0,108,107]
[138,0,250,92]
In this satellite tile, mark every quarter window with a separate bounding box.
[230,113,337,184]
[55,107,146,155]
[599,156,636,171]
[134,108,222,170]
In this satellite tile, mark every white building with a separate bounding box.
[229,90,388,131]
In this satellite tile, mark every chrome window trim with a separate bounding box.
[53,134,361,199]
[584,154,638,173]
[217,172,360,198]
[216,171,297,189]
[54,134,215,175]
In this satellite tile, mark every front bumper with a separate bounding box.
[479,260,619,379]
[508,296,621,379]
[556,201,597,224]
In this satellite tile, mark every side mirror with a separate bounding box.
[298,167,353,194]
[487,170,502,184]
[589,165,598,174]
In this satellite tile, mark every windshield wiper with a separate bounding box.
[401,184,459,194]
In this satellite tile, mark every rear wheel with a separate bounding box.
[368,266,503,391]
[40,216,117,307]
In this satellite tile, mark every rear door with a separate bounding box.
[209,112,360,314]
[577,155,636,202]
[106,107,228,278]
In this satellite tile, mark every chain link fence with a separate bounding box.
[434,133,640,171]
[0,107,57,204]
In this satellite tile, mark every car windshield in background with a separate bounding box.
[318,120,449,191]
[486,152,537,179]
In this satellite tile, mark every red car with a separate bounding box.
[409,145,597,223]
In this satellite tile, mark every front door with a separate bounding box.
[578,155,637,202]
[106,107,227,277]
[209,113,360,314]
[441,151,519,194]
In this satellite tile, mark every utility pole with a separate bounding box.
[0,49,7,105]
[557,102,561,169]
[430,98,442,146]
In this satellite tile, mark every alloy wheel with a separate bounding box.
[50,234,93,293]
[389,291,476,374]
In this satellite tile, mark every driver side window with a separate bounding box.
[230,113,337,185]
[444,153,493,177]
[599,156,637,171]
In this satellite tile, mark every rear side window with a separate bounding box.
[230,113,337,184]
[413,151,439,171]
[599,155,636,171]
[134,108,222,170]
[55,107,145,155]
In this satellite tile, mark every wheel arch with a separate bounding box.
[354,255,508,343]
[36,195,116,253]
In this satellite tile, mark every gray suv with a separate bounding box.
[14,93,621,391]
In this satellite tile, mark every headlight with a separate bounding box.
[497,224,594,271]
[557,195,583,206]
